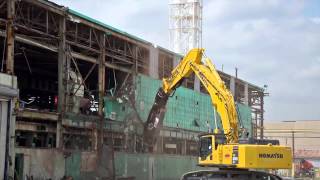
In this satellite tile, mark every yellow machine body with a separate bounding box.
[198,135,292,169]
[144,48,292,171]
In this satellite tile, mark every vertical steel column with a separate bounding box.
[98,33,105,116]
[6,0,15,74]
[260,92,264,139]
[292,131,295,178]
[148,45,159,79]
[292,131,295,158]
[134,46,138,73]
[194,77,200,92]
[97,33,105,153]
[57,16,66,148]
[244,83,249,105]
[230,77,236,98]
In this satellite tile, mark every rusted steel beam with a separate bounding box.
[17,110,59,121]
[0,30,134,74]
[67,40,100,54]
[57,16,66,114]
[70,51,96,63]
[96,32,105,158]
[24,0,150,49]
[67,13,150,49]
[16,121,57,133]
[71,51,133,73]
[98,33,105,116]
[23,0,65,16]
[57,16,66,149]
[0,1,6,10]
[6,0,15,74]
[16,34,57,52]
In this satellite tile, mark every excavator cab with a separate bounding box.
[199,135,212,160]
[199,133,227,165]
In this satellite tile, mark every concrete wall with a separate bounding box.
[15,148,65,180]
[15,148,110,180]
[114,152,207,180]
[0,73,18,179]
[0,101,8,180]
[14,148,208,180]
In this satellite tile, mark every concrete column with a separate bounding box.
[194,77,200,92]
[58,17,66,114]
[183,139,187,155]
[8,99,16,179]
[173,55,180,67]
[57,16,66,148]
[5,0,15,74]
[0,101,8,180]
[98,34,106,116]
[148,45,159,79]
[97,33,106,153]
[244,83,249,105]
[0,74,17,179]
[230,77,235,97]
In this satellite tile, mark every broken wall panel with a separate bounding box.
[158,51,174,79]
[15,148,65,179]
[14,44,58,111]
[105,74,252,133]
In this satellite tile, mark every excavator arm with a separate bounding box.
[143,48,204,147]
[143,48,238,147]
[189,58,238,143]
[143,48,292,171]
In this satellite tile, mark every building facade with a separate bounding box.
[0,0,266,179]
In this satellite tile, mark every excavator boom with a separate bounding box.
[143,48,292,171]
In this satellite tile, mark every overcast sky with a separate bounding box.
[51,0,320,121]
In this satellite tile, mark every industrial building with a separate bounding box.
[264,121,320,178]
[0,0,267,179]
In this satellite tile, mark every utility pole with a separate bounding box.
[292,131,295,178]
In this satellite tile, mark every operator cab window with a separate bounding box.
[199,137,212,158]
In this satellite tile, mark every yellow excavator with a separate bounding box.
[143,48,292,178]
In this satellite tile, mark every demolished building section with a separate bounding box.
[0,0,267,179]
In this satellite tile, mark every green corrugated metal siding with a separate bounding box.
[134,74,223,131]
[154,155,200,180]
[64,151,205,180]
[104,97,132,122]
[114,152,203,180]
[115,153,150,180]
[105,74,252,133]
[237,103,253,137]
[65,152,81,179]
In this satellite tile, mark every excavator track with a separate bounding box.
[180,169,282,180]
